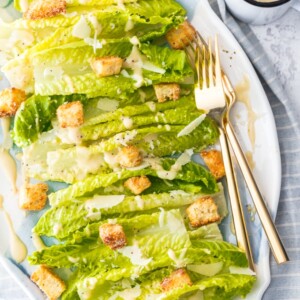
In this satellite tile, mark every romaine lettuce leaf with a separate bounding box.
[48,158,219,205]
[34,190,217,239]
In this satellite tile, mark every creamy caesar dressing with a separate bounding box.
[85,195,125,211]
[1,117,12,149]
[117,243,152,266]
[0,148,17,193]
[145,151,191,180]
[114,130,138,146]
[32,232,47,251]
[75,147,105,179]
[56,126,82,145]
[235,76,257,150]
[0,195,27,263]
[245,151,256,170]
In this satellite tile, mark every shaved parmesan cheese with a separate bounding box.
[87,14,102,34]
[84,37,103,49]
[172,151,192,172]
[166,211,187,234]
[187,262,223,276]
[122,117,133,129]
[159,207,165,227]
[177,114,207,137]
[167,248,188,268]
[142,61,165,74]
[125,18,134,31]
[135,196,144,209]
[97,98,119,111]
[85,195,125,211]
[72,16,91,39]
[229,266,256,275]
[118,244,152,266]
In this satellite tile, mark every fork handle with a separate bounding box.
[218,127,255,271]
[224,120,289,264]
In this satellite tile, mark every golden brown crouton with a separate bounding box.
[24,0,67,20]
[116,145,142,168]
[99,223,127,250]
[161,269,192,292]
[56,101,84,128]
[200,149,225,180]
[19,183,48,211]
[124,176,151,195]
[31,265,66,300]
[0,88,26,117]
[186,196,220,228]
[166,21,196,50]
[90,56,124,77]
[153,83,181,103]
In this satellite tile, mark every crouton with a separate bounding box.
[161,269,192,292]
[99,223,127,250]
[0,88,26,117]
[200,149,225,179]
[56,101,84,128]
[90,56,124,77]
[19,183,48,211]
[186,196,220,228]
[166,21,196,50]
[31,265,66,300]
[24,0,66,20]
[154,83,181,103]
[116,145,142,168]
[124,176,151,195]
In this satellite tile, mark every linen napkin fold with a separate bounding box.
[209,1,300,299]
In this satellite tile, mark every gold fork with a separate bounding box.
[188,35,255,270]
[194,32,288,264]
[222,75,289,264]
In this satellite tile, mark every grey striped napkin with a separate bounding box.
[209,0,300,299]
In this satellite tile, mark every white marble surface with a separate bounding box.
[251,7,300,116]
[0,5,299,300]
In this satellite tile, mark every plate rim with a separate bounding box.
[0,0,282,299]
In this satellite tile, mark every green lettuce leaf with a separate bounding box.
[47,158,218,205]
[34,188,223,239]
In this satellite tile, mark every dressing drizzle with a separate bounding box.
[0,195,27,263]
